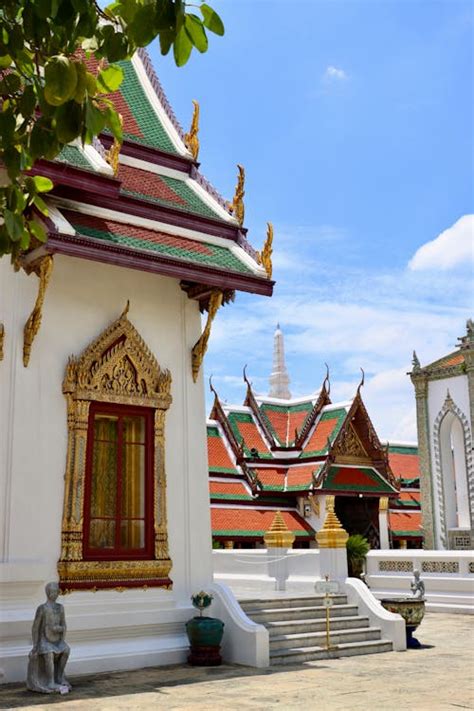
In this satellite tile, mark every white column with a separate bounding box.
[378,497,390,549]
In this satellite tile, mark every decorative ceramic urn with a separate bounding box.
[185,591,224,666]
[381,598,426,648]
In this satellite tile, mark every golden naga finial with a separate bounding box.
[23,255,54,367]
[228,164,245,226]
[257,222,274,279]
[184,99,200,160]
[106,114,123,177]
[191,289,224,382]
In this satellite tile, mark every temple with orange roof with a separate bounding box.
[207,326,423,550]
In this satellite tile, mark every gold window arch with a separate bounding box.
[58,304,173,591]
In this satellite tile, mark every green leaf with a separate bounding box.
[0,110,16,147]
[32,176,54,193]
[73,62,87,103]
[97,64,123,93]
[200,4,225,36]
[85,100,106,136]
[159,30,173,56]
[56,101,83,144]
[173,26,193,67]
[0,72,21,94]
[19,84,37,118]
[103,106,123,142]
[85,71,97,96]
[4,209,24,242]
[185,15,208,53]
[0,54,12,69]
[44,56,78,106]
[32,195,49,216]
[101,29,129,62]
[28,219,47,243]
[128,5,158,47]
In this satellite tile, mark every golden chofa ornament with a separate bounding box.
[184,100,200,160]
[264,511,295,548]
[316,496,349,549]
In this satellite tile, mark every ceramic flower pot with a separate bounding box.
[381,598,426,648]
[185,616,225,666]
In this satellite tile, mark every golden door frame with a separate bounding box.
[57,304,173,591]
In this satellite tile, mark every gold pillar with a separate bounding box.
[264,511,295,548]
[316,495,349,548]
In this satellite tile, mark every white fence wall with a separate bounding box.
[213,549,321,595]
[366,550,474,614]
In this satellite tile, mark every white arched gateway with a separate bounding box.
[411,321,474,550]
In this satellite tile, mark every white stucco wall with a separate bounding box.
[0,255,214,680]
[427,375,471,548]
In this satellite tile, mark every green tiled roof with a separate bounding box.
[210,493,253,501]
[117,59,177,154]
[57,145,93,171]
[388,445,418,455]
[122,176,219,220]
[63,212,252,275]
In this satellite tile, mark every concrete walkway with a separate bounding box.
[1,613,473,711]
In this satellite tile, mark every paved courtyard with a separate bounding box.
[1,613,473,711]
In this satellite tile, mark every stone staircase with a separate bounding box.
[240,594,393,665]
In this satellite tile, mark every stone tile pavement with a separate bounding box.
[1,613,473,711]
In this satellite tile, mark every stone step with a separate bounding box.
[246,604,360,623]
[267,615,370,637]
[239,595,347,611]
[270,626,382,651]
[270,639,393,665]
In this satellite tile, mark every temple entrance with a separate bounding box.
[335,496,380,549]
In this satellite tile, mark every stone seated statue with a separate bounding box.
[26,581,71,694]
[410,569,425,600]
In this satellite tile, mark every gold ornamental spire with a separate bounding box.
[105,114,124,177]
[184,100,200,160]
[264,511,295,548]
[228,164,245,226]
[258,222,274,279]
[316,496,349,549]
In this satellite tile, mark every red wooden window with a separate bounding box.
[83,402,154,560]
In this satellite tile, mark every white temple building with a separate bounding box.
[410,320,474,550]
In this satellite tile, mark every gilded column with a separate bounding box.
[378,497,390,549]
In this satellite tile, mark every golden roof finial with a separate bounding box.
[257,222,274,278]
[191,289,224,382]
[315,495,349,548]
[106,114,123,177]
[228,164,245,226]
[184,99,200,160]
[263,511,295,548]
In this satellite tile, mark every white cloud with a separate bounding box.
[408,215,474,271]
[323,66,348,82]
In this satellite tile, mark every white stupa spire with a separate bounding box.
[269,324,291,399]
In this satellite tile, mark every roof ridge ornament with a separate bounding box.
[257,222,274,279]
[412,350,421,371]
[356,367,365,396]
[192,289,223,382]
[23,255,54,367]
[105,113,123,177]
[323,362,331,396]
[227,164,245,226]
[184,99,200,161]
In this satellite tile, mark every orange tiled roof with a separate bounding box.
[253,468,287,489]
[237,421,270,455]
[211,507,315,536]
[388,453,420,480]
[207,426,237,472]
[286,465,319,490]
[389,511,422,535]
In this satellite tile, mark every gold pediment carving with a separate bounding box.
[63,303,171,409]
[333,423,368,459]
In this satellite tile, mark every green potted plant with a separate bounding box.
[346,534,370,578]
[185,591,224,666]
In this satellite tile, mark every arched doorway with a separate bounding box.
[439,410,470,530]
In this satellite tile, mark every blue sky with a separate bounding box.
[151,0,473,440]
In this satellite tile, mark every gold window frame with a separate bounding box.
[57,305,173,592]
